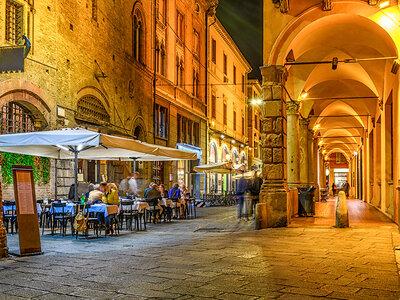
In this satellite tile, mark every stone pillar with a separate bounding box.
[307,129,313,184]
[286,101,300,189]
[299,118,310,185]
[319,150,326,190]
[0,184,8,258]
[311,136,320,200]
[257,65,287,228]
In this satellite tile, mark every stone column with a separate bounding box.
[0,184,8,258]
[299,118,310,185]
[286,101,300,189]
[310,130,320,200]
[307,129,313,184]
[257,65,287,228]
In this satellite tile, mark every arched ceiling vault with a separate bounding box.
[277,9,399,158]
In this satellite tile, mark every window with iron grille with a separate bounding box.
[0,102,35,134]
[77,95,110,123]
[5,0,24,45]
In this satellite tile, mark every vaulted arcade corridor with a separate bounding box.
[259,1,400,227]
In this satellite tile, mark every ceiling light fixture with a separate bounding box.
[380,1,390,8]
[300,92,308,99]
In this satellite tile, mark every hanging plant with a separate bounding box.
[0,152,50,185]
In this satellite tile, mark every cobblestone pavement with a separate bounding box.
[0,206,400,299]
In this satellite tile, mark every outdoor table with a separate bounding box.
[89,204,118,217]
[3,203,42,215]
[120,202,150,212]
[49,203,75,215]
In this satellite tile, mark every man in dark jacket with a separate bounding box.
[250,171,263,218]
[236,176,250,220]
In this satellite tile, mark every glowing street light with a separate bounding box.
[251,98,263,105]
[353,151,358,156]
[300,91,308,99]
[380,1,390,8]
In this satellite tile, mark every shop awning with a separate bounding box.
[193,162,234,174]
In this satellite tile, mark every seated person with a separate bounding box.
[144,182,155,198]
[145,184,162,222]
[101,182,120,206]
[168,184,181,200]
[88,188,103,204]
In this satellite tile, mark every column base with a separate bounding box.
[257,185,288,228]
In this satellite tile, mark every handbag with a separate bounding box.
[73,204,87,232]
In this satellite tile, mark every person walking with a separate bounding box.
[127,172,140,197]
[250,171,263,218]
[332,183,337,196]
[236,176,250,221]
[343,180,350,198]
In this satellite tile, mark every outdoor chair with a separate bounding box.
[120,200,139,231]
[144,198,162,223]
[75,204,100,239]
[51,203,74,236]
[3,201,17,234]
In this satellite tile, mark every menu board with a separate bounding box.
[12,165,42,256]
[15,171,34,215]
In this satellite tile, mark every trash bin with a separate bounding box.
[298,185,316,217]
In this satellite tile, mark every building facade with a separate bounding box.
[207,18,251,193]
[247,79,263,173]
[0,0,220,202]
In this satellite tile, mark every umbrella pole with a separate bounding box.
[133,158,137,173]
[55,159,58,200]
[74,147,78,202]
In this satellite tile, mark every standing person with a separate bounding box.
[127,172,140,197]
[236,176,250,221]
[343,180,350,198]
[250,171,263,218]
[332,183,337,196]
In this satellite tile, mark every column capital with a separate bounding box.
[299,117,310,127]
[260,65,284,85]
[286,100,300,115]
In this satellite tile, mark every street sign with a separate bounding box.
[0,46,24,73]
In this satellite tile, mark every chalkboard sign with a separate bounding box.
[12,165,42,256]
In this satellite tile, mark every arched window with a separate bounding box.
[0,102,35,134]
[156,40,166,76]
[222,147,229,162]
[133,9,145,63]
[176,57,184,86]
[77,95,110,123]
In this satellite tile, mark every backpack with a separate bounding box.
[73,204,88,232]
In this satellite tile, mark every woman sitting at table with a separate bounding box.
[179,184,190,218]
[98,182,119,234]
[102,183,120,205]
[159,184,171,221]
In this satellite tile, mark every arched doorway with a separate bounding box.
[133,125,145,142]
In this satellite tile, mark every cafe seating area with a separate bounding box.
[2,196,198,240]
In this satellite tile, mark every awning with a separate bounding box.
[0,128,197,161]
[193,162,233,174]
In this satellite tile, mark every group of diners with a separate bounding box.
[3,172,195,237]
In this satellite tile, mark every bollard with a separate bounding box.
[335,191,349,228]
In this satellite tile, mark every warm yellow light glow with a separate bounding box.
[300,92,308,99]
[220,135,225,139]
[380,1,390,8]
[318,141,323,146]
[211,120,215,126]
[231,140,236,144]
[322,150,326,154]
[314,124,321,131]
[226,154,231,160]
[353,151,358,156]
[251,98,263,105]
[325,156,328,160]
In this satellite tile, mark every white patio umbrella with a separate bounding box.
[0,128,197,201]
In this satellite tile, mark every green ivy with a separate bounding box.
[0,152,50,185]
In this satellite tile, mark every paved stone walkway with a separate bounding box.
[0,205,399,299]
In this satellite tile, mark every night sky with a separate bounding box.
[217,0,263,81]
